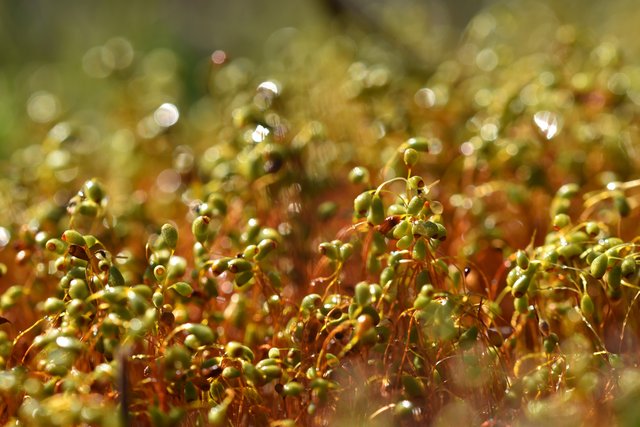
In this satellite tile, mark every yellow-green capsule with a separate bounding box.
[208,403,228,426]
[621,257,636,277]
[511,275,531,298]
[412,238,427,261]
[46,238,67,254]
[580,293,594,316]
[283,381,304,397]
[184,323,215,344]
[255,239,277,260]
[354,282,371,306]
[169,282,193,297]
[392,220,411,240]
[161,223,178,251]
[408,175,424,190]
[406,137,429,152]
[192,216,210,243]
[234,270,254,287]
[552,213,571,229]
[348,166,369,185]
[516,250,529,270]
[339,243,354,261]
[608,264,622,289]
[367,194,385,226]
[210,258,229,275]
[69,279,90,300]
[406,195,424,216]
[222,366,241,379]
[78,200,99,217]
[258,365,282,380]
[353,192,372,217]
[83,179,106,203]
[318,242,339,260]
[228,258,252,273]
[590,253,608,279]
[403,148,419,167]
[412,220,438,239]
[43,297,65,315]
[614,192,631,217]
[514,295,529,314]
[62,230,85,246]
[396,235,413,250]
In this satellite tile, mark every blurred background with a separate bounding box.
[0,0,482,160]
[0,0,637,160]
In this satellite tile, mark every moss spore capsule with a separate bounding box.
[192,216,210,243]
[161,223,179,250]
[406,137,429,152]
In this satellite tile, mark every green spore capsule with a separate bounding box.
[161,223,178,250]
[367,194,385,226]
[353,192,372,217]
[403,148,419,167]
[192,216,210,243]
[590,253,608,279]
[580,293,594,316]
[406,137,430,152]
[621,257,636,277]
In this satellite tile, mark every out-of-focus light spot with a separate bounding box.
[460,141,475,156]
[414,88,436,108]
[46,149,71,169]
[608,72,630,95]
[154,103,179,127]
[55,336,76,349]
[48,122,71,142]
[211,50,227,65]
[0,227,10,248]
[27,91,59,123]
[474,88,492,107]
[257,81,280,96]
[82,46,115,78]
[539,71,555,86]
[480,123,498,141]
[533,111,561,139]
[429,138,443,155]
[476,48,498,72]
[505,143,519,156]
[607,181,620,191]
[104,37,134,70]
[157,169,181,193]
[252,125,270,143]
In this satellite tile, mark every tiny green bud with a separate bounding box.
[348,166,369,185]
[590,253,608,279]
[556,183,579,198]
[62,230,86,246]
[516,250,529,270]
[580,293,594,316]
[228,258,252,273]
[169,282,193,297]
[354,282,371,306]
[192,216,210,243]
[161,223,179,251]
[367,194,385,226]
[403,148,419,167]
[552,213,571,229]
[318,242,339,260]
[283,381,304,397]
[406,137,429,152]
[621,257,636,277]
